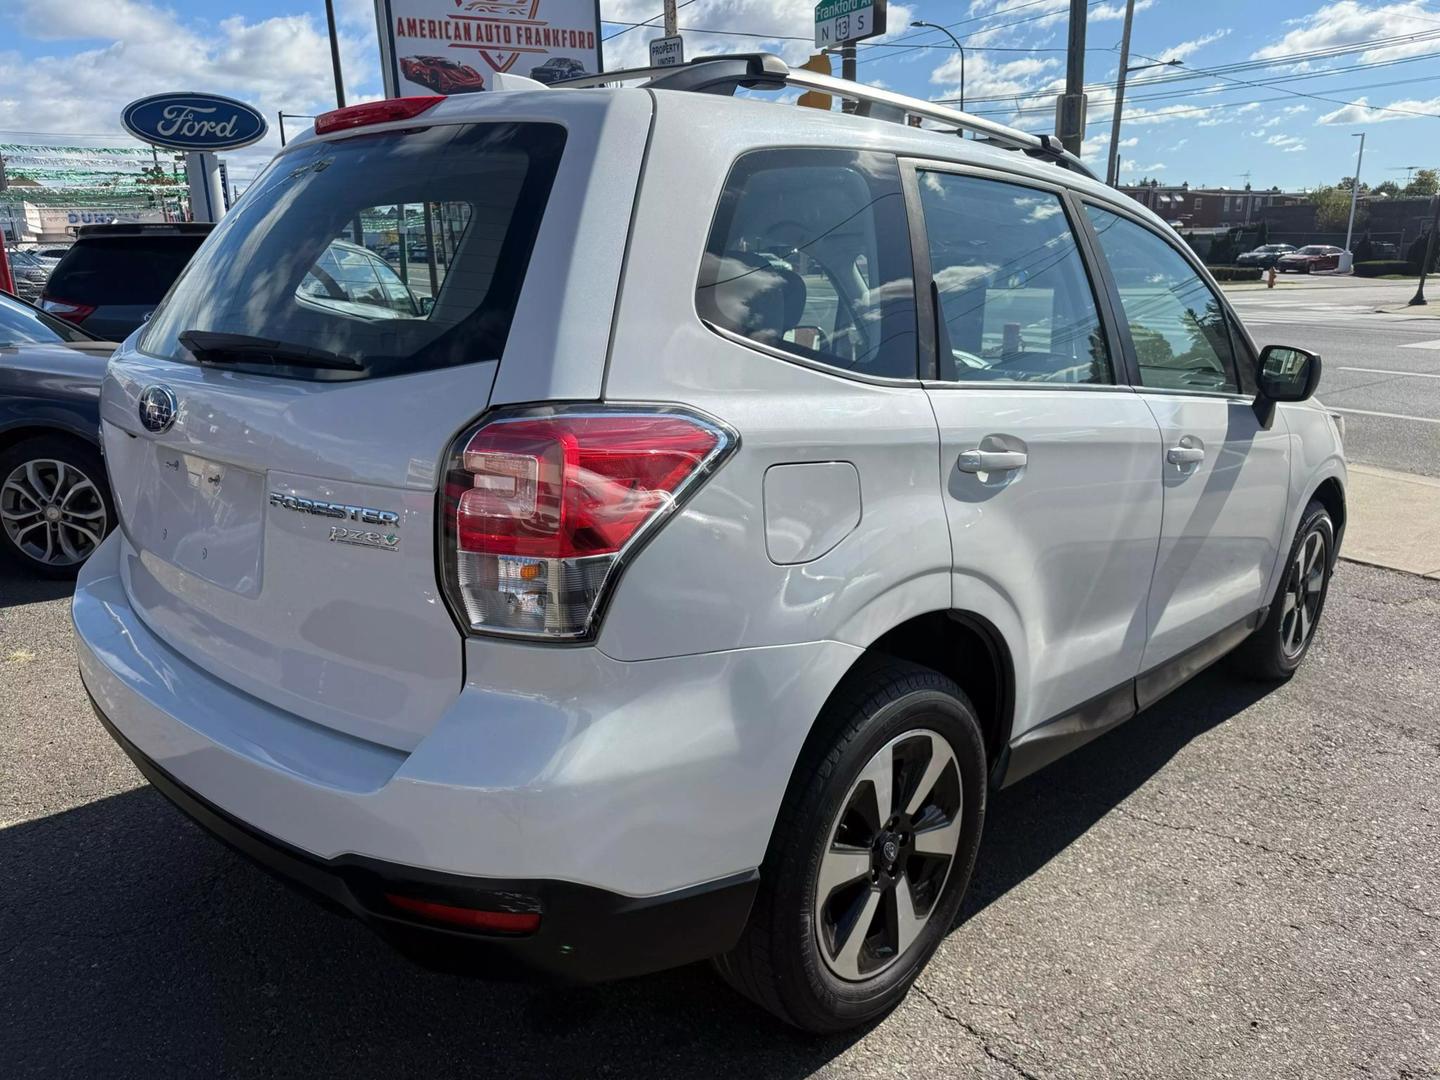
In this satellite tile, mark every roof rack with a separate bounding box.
[552,53,1094,179]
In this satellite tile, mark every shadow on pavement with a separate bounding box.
[0,566,73,610]
[0,665,1275,1078]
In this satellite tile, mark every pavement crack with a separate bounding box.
[912,984,1044,1080]
[1111,807,1439,924]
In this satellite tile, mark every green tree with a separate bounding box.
[1373,179,1401,198]
[1309,184,1358,231]
[1403,169,1438,197]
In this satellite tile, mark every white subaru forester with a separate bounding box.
[75,56,1345,1032]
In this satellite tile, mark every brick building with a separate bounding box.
[1119,180,1308,228]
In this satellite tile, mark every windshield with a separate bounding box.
[47,236,204,305]
[0,292,98,346]
[140,121,566,380]
[1297,246,1329,255]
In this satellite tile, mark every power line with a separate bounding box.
[601,0,699,42]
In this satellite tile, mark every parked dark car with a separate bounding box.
[1235,243,1296,269]
[401,55,487,94]
[0,291,118,577]
[1276,245,1344,273]
[529,56,588,84]
[40,222,212,341]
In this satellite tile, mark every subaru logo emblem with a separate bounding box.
[138,385,178,434]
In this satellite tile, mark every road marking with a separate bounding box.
[1399,339,1440,350]
[1338,366,1440,378]
[1327,406,1440,425]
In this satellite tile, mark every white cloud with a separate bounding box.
[1251,1,1440,64]
[1,0,382,173]
[1317,94,1440,123]
[930,52,1060,100]
[1092,0,1155,20]
[1267,133,1307,152]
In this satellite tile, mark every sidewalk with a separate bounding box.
[1340,463,1440,578]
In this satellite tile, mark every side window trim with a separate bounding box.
[1079,196,1250,400]
[898,157,1130,392]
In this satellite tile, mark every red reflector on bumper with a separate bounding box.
[384,893,541,934]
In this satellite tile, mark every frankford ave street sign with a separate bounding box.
[122,92,267,152]
[814,0,887,48]
[649,34,684,67]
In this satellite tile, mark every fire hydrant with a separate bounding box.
[1267,264,1277,289]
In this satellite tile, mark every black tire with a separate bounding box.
[1231,500,1335,680]
[0,434,114,579]
[714,658,987,1033]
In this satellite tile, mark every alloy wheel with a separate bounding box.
[1,458,108,567]
[814,728,963,981]
[1281,528,1327,658]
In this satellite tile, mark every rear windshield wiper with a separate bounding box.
[179,330,365,372]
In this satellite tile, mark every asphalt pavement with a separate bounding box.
[2,556,1437,1079]
[1226,276,1440,477]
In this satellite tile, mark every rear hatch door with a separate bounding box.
[99,109,617,751]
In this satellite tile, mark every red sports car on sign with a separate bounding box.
[401,55,487,94]
[1276,245,1344,274]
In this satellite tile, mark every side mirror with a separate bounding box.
[1258,344,1321,402]
[418,295,436,316]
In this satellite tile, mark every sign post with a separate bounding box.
[814,0,886,49]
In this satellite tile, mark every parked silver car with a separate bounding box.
[75,57,1346,1032]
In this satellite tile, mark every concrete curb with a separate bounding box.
[1338,464,1440,578]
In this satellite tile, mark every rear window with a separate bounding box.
[141,122,566,380]
[48,237,203,306]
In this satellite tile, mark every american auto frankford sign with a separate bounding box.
[375,0,603,97]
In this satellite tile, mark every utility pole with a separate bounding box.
[324,0,346,108]
[1410,194,1440,306]
[1105,0,1135,186]
[1344,131,1366,257]
[663,0,677,36]
[1060,0,1088,155]
[841,44,857,112]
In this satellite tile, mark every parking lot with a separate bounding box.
[3,553,1436,1077]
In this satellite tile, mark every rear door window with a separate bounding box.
[695,149,919,380]
[141,122,566,380]
[47,237,203,306]
[916,170,1113,385]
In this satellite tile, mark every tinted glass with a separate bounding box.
[141,123,565,380]
[919,172,1112,385]
[1085,206,1238,394]
[0,292,96,345]
[696,149,918,379]
[46,236,202,306]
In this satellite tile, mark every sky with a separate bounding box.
[2,0,1439,191]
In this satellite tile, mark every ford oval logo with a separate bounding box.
[121,92,268,152]
[138,385,179,434]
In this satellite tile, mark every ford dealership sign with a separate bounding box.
[121,92,268,152]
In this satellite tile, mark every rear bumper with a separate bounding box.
[75,532,860,978]
[89,694,756,981]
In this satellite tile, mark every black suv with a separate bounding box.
[41,223,212,341]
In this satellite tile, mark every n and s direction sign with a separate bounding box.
[814,0,886,48]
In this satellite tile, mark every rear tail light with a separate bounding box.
[314,96,444,135]
[40,297,96,324]
[440,406,736,640]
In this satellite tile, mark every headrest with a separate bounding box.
[697,252,807,345]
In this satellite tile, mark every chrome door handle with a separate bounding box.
[1167,445,1205,465]
[957,449,1028,474]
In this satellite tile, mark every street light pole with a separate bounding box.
[910,21,966,113]
[1106,0,1135,187]
[1344,131,1366,257]
[1410,194,1440,306]
[323,0,346,108]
